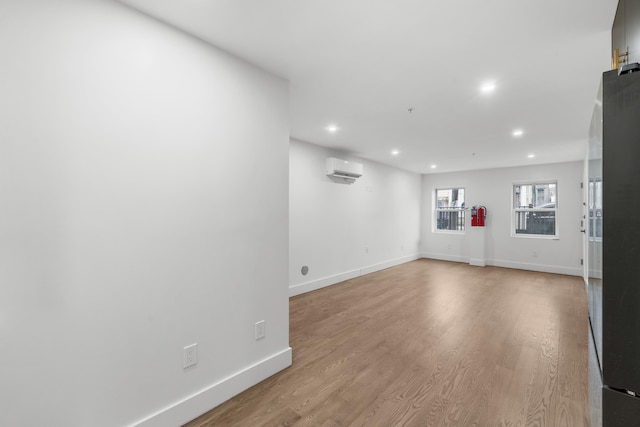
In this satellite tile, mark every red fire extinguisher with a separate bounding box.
[471,205,486,227]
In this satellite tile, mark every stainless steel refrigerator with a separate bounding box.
[588,68,640,426]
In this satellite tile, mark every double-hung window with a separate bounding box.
[435,188,465,232]
[513,182,558,237]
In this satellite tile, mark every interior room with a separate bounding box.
[2,0,634,425]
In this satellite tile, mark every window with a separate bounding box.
[435,188,465,232]
[589,178,602,241]
[513,182,557,237]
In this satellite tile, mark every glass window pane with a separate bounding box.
[513,183,556,208]
[589,178,602,239]
[515,211,556,235]
[513,182,558,237]
[436,188,464,208]
[435,187,465,231]
[436,209,466,231]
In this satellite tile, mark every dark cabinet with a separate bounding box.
[588,68,640,427]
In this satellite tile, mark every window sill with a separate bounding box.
[434,230,466,235]
[511,233,559,240]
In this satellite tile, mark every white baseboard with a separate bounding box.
[469,258,486,267]
[132,347,292,427]
[289,254,421,297]
[289,253,581,298]
[289,268,362,297]
[420,252,468,264]
[420,254,582,276]
[487,259,582,276]
[360,254,421,276]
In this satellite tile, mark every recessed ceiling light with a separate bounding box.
[326,124,339,133]
[512,129,524,137]
[528,154,535,158]
[430,164,437,169]
[479,81,496,94]
[391,150,399,156]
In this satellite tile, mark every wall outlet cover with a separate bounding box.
[255,320,266,340]
[183,343,198,369]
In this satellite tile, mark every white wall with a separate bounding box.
[289,139,421,295]
[421,161,584,276]
[0,1,290,426]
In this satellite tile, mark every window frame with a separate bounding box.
[511,180,559,239]
[433,187,466,233]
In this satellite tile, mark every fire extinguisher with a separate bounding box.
[471,205,486,227]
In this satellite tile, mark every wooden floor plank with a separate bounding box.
[184,259,589,427]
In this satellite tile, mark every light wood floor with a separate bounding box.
[185,259,589,426]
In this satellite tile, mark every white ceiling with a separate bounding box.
[118,0,618,174]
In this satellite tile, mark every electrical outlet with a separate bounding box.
[183,343,198,369]
[255,320,266,340]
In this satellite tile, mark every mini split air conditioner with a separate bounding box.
[325,157,363,179]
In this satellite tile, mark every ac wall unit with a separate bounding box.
[325,157,363,179]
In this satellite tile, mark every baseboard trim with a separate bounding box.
[289,254,421,297]
[360,254,421,276]
[487,259,582,276]
[289,254,581,298]
[420,252,468,263]
[469,258,486,267]
[132,347,292,427]
[289,269,362,297]
[420,254,581,276]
